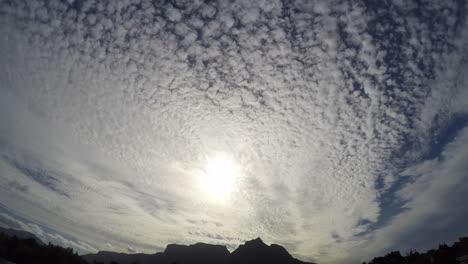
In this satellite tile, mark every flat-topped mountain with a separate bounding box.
[82,238,315,264]
[82,251,166,264]
[164,243,230,264]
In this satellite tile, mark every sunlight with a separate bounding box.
[198,155,239,200]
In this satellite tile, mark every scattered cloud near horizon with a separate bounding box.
[0,211,97,254]
[0,0,468,263]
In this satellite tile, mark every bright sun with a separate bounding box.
[198,155,239,200]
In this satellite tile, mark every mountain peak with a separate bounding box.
[84,238,315,264]
[231,238,313,264]
[244,237,267,247]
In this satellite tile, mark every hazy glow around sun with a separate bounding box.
[198,155,240,200]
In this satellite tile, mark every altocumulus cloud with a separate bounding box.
[0,0,467,263]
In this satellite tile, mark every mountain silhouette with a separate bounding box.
[0,228,313,264]
[82,251,165,264]
[0,228,86,264]
[0,227,44,246]
[4,227,468,264]
[164,243,230,264]
[231,237,307,264]
[82,237,315,264]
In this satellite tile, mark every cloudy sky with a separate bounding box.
[0,0,467,263]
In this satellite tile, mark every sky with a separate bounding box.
[0,0,467,263]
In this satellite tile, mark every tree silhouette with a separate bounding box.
[364,237,468,264]
[0,233,87,264]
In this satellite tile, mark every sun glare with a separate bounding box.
[198,155,239,200]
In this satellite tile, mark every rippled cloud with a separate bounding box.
[0,1,467,263]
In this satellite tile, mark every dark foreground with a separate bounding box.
[0,227,314,264]
[362,237,468,264]
[1,227,468,264]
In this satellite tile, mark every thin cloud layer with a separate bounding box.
[0,0,467,263]
[0,211,97,254]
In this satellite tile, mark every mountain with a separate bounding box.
[164,243,230,264]
[230,237,307,264]
[81,251,167,264]
[82,238,315,264]
[0,231,85,264]
[363,237,468,264]
[0,227,44,246]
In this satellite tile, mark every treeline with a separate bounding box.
[0,232,87,264]
[363,237,468,264]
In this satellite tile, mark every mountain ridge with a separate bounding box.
[0,226,45,246]
[82,237,316,264]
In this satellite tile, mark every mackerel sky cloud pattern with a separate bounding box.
[0,1,468,263]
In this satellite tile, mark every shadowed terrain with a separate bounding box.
[83,237,315,264]
[2,227,468,264]
[1,227,314,264]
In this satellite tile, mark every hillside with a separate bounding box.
[82,237,315,264]
[363,237,468,264]
[0,228,314,264]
